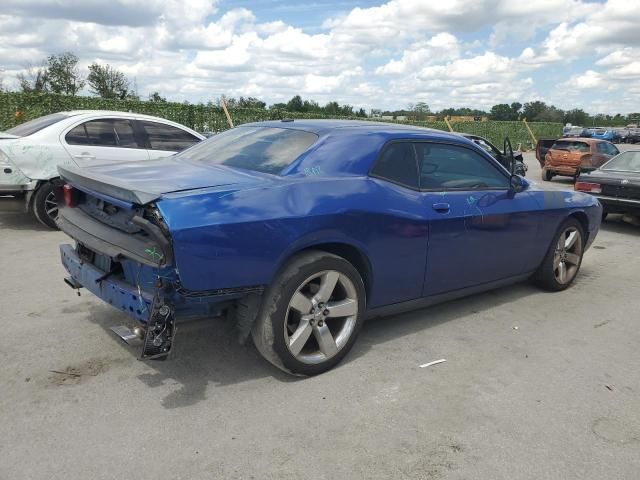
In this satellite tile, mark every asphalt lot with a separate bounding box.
[1,148,639,480]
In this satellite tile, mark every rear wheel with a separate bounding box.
[251,251,365,376]
[541,168,554,181]
[533,218,585,291]
[31,182,59,229]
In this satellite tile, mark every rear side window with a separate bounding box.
[596,142,618,156]
[66,119,139,148]
[6,113,68,137]
[140,121,200,152]
[370,142,419,189]
[178,126,318,174]
[416,143,509,190]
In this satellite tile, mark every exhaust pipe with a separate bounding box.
[110,325,144,346]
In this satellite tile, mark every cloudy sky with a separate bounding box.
[1,0,639,113]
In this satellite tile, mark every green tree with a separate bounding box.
[16,64,49,93]
[510,102,522,119]
[237,96,266,109]
[148,91,167,102]
[47,52,84,95]
[87,63,130,99]
[563,108,589,126]
[489,104,513,120]
[522,101,548,121]
[536,105,564,123]
[286,95,304,112]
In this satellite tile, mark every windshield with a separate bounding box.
[601,151,640,172]
[178,126,318,174]
[5,113,69,137]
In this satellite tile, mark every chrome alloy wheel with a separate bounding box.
[284,270,359,364]
[553,226,583,284]
[44,190,58,221]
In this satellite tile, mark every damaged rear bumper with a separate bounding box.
[60,244,154,322]
[57,206,173,267]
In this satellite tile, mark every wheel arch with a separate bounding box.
[27,177,61,211]
[277,241,373,302]
[567,210,590,244]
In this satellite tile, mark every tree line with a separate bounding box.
[2,51,638,126]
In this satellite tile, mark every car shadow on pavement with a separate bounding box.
[87,304,299,408]
[355,281,539,356]
[87,279,546,409]
[600,215,640,235]
[0,210,51,232]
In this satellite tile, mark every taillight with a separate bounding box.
[63,184,79,207]
[575,181,601,194]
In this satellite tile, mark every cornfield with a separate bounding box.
[0,92,563,148]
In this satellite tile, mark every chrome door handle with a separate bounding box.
[432,202,450,213]
[74,153,96,160]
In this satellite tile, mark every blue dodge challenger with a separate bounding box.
[56,120,602,375]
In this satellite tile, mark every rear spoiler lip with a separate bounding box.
[58,165,162,206]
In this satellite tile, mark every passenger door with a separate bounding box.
[416,142,540,297]
[136,120,202,159]
[62,118,149,167]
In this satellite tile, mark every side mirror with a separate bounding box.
[510,174,525,193]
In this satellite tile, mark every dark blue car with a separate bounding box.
[56,120,602,375]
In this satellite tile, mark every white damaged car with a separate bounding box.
[0,111,204,228]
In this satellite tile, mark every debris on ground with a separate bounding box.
[420,359,447,368]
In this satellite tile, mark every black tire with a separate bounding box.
[251,250,366,376]
[602,210,608,222]
[533,217,585,292]
[542,168,553,181]
[31,182,59,229]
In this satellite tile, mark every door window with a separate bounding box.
[370,142,419,189]
[415,143,509,190]
[66,119,139,148]
[140,121,200,152]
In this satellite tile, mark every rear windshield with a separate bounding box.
[551,140,590,152]
[5,113,69,137]
[178,126,318,174]
[602,151,640,172]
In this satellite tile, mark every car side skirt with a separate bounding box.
[364,272,533,320]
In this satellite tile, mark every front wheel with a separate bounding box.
[533,218,585,291]
[252,251,366,376]
[31,182,59,229]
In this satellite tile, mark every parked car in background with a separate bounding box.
[0,111,204,228]
[459,133,527,176]
[612,128,629,143]
[563,126,591,138]
[55,120,601,375]
[625,128,640,144]
[575,150,640,220]
[589,128,615,142]
[539,138,619,181]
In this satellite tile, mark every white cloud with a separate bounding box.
[376,33,460,75]
[1,0,639,113]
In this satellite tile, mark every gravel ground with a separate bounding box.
[1,147,639,480]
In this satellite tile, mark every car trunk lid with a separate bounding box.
[592,171,640,200]
[59,157,269,205]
